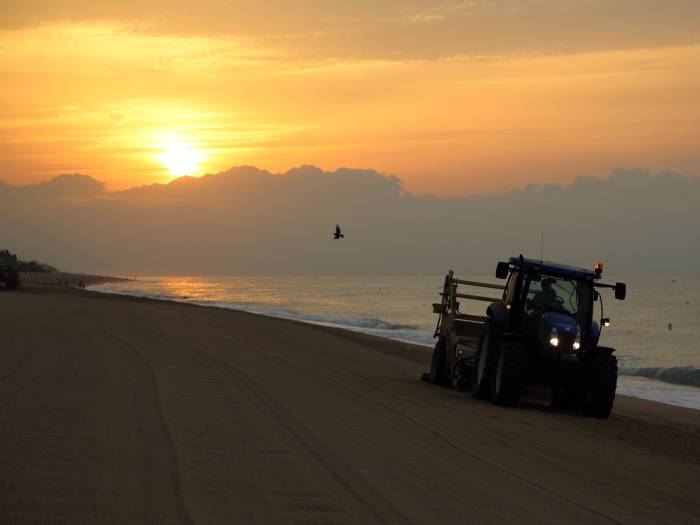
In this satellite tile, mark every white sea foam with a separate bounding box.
[617,376,700,410]
[618,365,700,388]
[187,300,434,344]
[88,281,183,301]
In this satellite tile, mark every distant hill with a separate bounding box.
[0,249,56,273]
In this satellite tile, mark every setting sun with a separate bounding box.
[158,145,203,177]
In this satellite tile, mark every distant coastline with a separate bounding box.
[20,272,132,290]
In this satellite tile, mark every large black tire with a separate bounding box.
[582,353,618,418]
[472,321,499,399]
[430,339,449,386]
[491,340,528,406]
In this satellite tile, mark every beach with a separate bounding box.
[1,287,699,524]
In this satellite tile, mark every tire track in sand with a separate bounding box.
[188,318,624,525]
[147,316,414,525]
[98,311,196,525]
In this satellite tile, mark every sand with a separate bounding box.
[1,287,699,524]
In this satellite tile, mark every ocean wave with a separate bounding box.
[192,299,283,311]
[89,286,170,300]
[86,284,131,295]
[618,365,700,388]
[357,329,434,346]
[193,301,419,331]
[87,285,190,301]
[296,314,418,331]
[616,381,700,411]
[87,280,158,290]
[188,300,433,345]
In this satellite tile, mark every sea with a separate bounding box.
[89,275,700,411]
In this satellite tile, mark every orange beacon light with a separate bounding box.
[595,262,603,274]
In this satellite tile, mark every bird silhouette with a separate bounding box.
[333,225,344,239]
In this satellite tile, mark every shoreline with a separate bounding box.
[19,271,132,289]
[14,282,700,417]
[84,278,700,411]
[1,286,699,523]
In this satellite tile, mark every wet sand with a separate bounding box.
[1,287,699,524]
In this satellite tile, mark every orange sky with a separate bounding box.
[2,0,699,197]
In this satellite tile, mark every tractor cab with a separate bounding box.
[501,259,596,361]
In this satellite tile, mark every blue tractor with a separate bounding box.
[430,256,626,418]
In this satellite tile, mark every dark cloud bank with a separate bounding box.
[2,166,698,276]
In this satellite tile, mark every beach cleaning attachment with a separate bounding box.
[425,257,626,418]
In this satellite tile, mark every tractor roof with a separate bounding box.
[508,257,601,280]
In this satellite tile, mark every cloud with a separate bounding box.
[3,1,700,61]
[0,173,106,202]
[2,166,698,276]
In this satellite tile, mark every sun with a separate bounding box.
[158,145,203,177]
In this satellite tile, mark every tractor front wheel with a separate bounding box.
[430,339,449,386]
[491,340,527,406]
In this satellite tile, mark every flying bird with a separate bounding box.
[334,225,344,239]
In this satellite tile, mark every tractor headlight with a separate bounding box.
[550,327,558,346]
[573,330,581,350]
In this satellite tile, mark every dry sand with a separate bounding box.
[1,286,699,524]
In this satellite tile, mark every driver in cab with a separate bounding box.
[531,278,561,310]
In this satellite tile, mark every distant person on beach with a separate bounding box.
[64,280,68,288]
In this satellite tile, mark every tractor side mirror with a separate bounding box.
[615,283,626,300]
[496,262,509,279]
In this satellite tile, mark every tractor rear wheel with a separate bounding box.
[582,353,618,418]
[491,340,527,406]
[430,339,449,386]
[472,321,498,399]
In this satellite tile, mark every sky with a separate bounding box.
[2,1,699,276]
[1,167,698,276]
[2,0,699,197]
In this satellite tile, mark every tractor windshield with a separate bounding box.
[526,274,590,316]
[515,272,593,342]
